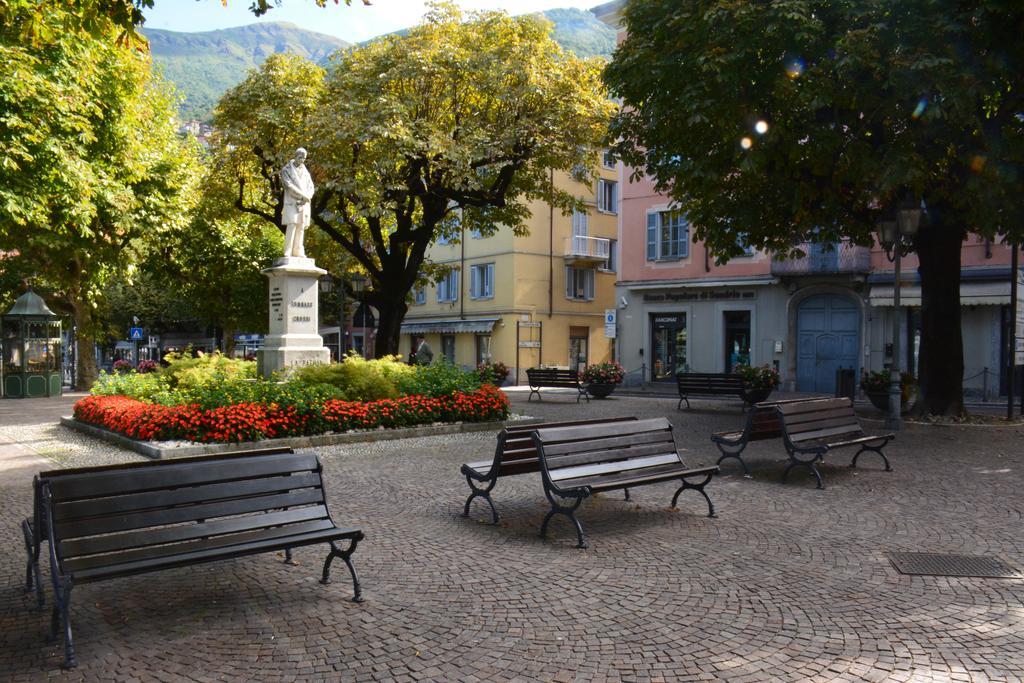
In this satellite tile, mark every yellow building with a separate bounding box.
[400,156,619,384]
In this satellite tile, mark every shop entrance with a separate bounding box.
[569,326,589,373]
[723,310,751,371]
[651,313,687,381]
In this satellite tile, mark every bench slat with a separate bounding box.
[62,518,338,574]
[54,488,325,540]
[785,415,860,436]
[550,452,681,483]
[782,407,856,425]
[53,472,323,522]
[544,440,678,471]
[540,429,673,457]
[58,505,329,559]
[778,398,852,415]
[48,452,319,500]
[586,464,718,492]
[68,525,360,583]
[534,417,671,444]
[789,425,863,443]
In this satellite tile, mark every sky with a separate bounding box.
[144,0,601,43]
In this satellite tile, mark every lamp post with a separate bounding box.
[876,195,922,431]
[347,274,368,358]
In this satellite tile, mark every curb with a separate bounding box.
[60,416,537,459]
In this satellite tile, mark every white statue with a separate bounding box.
[280,147,315,258]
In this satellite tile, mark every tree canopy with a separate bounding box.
[218,2,615,355]
[605,0,1024,415]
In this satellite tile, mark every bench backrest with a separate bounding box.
[30,447,295,546]
[676,373,744,393]
[44,450,328,578]
[776,397,862,444]
[526,368,581,387]
[489,417,638,477]
[531,417,680,494]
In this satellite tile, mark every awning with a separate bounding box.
[622,275,779,290]
[869,281,1013,307]
[400,318,499,335]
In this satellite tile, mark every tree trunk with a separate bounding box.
[72,303,99,391]
[912,217,965,416]
[373,297,409,358]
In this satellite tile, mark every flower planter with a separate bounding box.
[865,390,915,414]
[587,382,617,399]
[741,386,773,404]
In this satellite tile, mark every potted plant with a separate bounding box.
[476,361,510,387]
[733,363,779,404]
[580,361,625,398]
[861,371,916,412]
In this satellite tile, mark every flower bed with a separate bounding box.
[74,385,510,444]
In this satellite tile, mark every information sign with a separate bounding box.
[604,309,617,339]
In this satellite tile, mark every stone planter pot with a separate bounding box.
[587,382,617,399]
[865,390,915,414]
[741,386,773,405]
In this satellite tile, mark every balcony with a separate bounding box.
[564,235,610,265]
[771,242,871,276]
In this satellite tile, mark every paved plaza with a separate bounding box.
[1,392,1023,681]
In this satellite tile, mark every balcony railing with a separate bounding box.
[564,235,610,264]
[771,242,871,276]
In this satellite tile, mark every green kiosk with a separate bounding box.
[2,289,63,398]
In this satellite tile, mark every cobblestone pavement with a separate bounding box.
[2,392,1023,682]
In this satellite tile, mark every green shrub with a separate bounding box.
[161,350,256,390]
[91,370,171,402]
[292,357,398,402]
[394,360,482,397]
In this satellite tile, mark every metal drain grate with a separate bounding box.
[887,552,1021,578]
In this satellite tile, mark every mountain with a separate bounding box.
[144,22,350,121]
[146,9,615,122]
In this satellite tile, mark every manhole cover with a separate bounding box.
[887,552,1021,578]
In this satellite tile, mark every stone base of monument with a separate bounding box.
[257,256,331,379]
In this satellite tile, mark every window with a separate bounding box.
[475,334,492,365]
[602,149,616,169]
[602,238,617,272]
[413,286,426,305]
[470,263,494,299]
[572,209,588,236]
[437,270,459,302]
[565,266,595,301]
[441,335,456,364]
[597,179,617,214]
[735,234,756,257]
[646,210,689,260]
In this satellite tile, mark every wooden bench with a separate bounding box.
[21,447,295,609]
[675,372,747,410]
[531,417,719,548]
[776,397,895,489]
[460,417,638,523]
[710,398,828,477]
[36,449,364,669]
[526,367,588,403]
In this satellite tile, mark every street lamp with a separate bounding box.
[876,195,922,431]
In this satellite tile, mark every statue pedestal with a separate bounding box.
[257,257,330,378]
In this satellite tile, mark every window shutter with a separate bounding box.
[486,263,494,297]
[646,213,657,260]
[585,270,595,300]
[680,217,690,258]
[452,271,458,301]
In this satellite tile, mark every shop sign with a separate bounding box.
[643,290,756,303]
[518,341,541,348]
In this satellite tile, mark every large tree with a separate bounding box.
[0,15,200,388]
[605,0,1024,416]
[218,3,614,356]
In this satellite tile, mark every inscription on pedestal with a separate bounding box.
[258,260,331,378]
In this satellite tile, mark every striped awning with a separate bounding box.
[869,281,1012,307]
[400,318,499,335]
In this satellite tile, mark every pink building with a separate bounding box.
[593,1,1021,398]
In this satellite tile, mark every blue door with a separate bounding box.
[796,295,860,393]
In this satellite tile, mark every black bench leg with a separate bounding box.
[715,451,752,478]
[284,547,295,565]
[539,494,588,549]
[623,488,630,501]
[671,474,716,517]
[528,387,541,402]
[321,537,364,603]
[850,445,893,472]
[47,578,76,669]
[462,475,499,524]
[677,396,690,411]
[782,455,824,489]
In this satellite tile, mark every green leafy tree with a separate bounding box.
[606,0,1024,416]
[0,14,200,388]
[218,3,614,356]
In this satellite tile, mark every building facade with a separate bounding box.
[594,0,1021,397]
[400,163,620,384]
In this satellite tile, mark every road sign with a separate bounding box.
[604,309,617,339]
[129,327,144,341]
